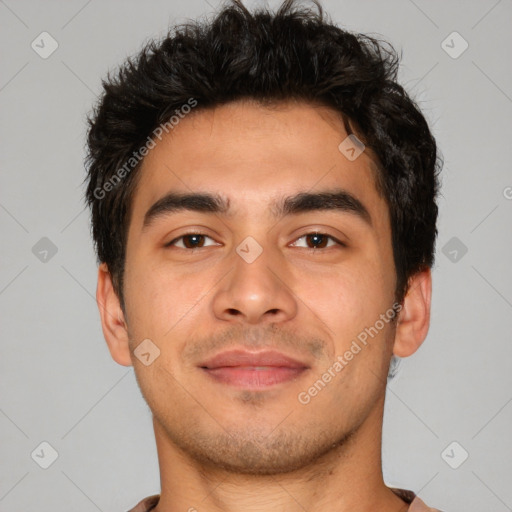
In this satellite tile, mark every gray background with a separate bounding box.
[1,0,511,511]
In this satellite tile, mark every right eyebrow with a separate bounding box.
[142,192,230,231]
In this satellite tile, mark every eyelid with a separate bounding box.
[165,231,218,248]
[290,233,346,249]
[165,230,346,250]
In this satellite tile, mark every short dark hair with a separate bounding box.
[84,0,441,311]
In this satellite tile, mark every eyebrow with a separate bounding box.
[142,188,372,231]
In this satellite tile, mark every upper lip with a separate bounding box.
[199,349,310,369]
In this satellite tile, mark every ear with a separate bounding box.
[96,263,133,367]
[393,268,432,358]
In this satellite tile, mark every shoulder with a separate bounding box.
[390,487,444,512]
[409,495,445,512]
[126,494,160,512]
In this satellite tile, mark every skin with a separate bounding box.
[97,99,432,512]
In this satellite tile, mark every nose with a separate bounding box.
[211,240,298,325]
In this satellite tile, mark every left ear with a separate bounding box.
[393,268,432,357]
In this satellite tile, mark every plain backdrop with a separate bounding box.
[1,1,511,511]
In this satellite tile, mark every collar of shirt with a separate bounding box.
[126,488,444,512]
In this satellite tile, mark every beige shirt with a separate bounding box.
[127,488,443,511]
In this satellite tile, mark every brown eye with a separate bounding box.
[166,233,216,249]
[291,233,344,251]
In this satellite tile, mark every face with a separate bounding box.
[117,100,400,474]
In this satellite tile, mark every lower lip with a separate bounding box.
[202,366,308,389]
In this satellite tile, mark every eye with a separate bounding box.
[165,233,218,249]
[290,232,345,251]
[165,232,345,251]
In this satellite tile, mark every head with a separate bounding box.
[85,0,440,475]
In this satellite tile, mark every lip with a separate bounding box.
[200,349,308,369]
[199,349,310,389]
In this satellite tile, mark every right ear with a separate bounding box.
[96,263,133,367]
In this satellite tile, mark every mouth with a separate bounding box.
[199,349,310,389]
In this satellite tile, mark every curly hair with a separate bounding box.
[84,0,441,311]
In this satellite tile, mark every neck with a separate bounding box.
[151,394,408,512]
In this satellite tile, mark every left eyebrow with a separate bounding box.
[142,188,372,231]
[273,189,372,227]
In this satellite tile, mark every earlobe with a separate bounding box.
[393,268,432,358]
[96,263,133,367]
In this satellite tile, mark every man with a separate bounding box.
[85,0,443,510]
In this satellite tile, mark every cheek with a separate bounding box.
[296,254,393,351]
[123,255,214,342]
[311,256,387,309]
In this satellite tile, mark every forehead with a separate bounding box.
[129,99,387,226]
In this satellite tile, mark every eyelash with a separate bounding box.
[165,232,346,252]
